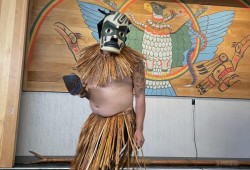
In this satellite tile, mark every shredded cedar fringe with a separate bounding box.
[75,44,145,86]
[71,110,139,170]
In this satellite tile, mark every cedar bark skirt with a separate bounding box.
[71,109,138,170]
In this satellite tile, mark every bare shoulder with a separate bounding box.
[133,61,145,95]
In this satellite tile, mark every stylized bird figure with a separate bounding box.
[126,2,235,96]
[196,35,250,94]
[56,0,236,96]
[127,2,178,96]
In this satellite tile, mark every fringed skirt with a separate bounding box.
[71,109,138,170]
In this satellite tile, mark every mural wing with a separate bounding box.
[125,24,144,53]
[183,10,235,65]
[171,24,192,68]
[77,1,109,42]
[171,10,235,67]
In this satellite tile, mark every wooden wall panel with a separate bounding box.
[23,0,250,99]
[0,0,29,167]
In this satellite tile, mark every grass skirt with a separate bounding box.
[71,110,138,170]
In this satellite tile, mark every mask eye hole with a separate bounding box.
[119,32,124,37]
[105,28,112,34]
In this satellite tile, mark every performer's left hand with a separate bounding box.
[134,129,145,149]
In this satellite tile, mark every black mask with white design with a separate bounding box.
[99,12,130,54]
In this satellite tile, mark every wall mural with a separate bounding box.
[23,0,250,99]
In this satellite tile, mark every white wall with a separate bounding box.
[16,92,250,159]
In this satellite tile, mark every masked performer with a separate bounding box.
[66,11,146,170]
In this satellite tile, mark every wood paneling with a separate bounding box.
[0,0,29,167]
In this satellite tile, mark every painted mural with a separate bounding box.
[23,0,250,99]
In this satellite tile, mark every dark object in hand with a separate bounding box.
[63,73,83,95]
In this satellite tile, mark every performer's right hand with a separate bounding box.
[78,87,89,99]
[134,129,145,149]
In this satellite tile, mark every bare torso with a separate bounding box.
[87,76,134,117]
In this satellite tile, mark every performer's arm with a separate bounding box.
[132,61,146,148]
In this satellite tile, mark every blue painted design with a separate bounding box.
[182,10,235,65]
[77,0,109,42]
[186,48,197,85]
[145,87,176,96]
